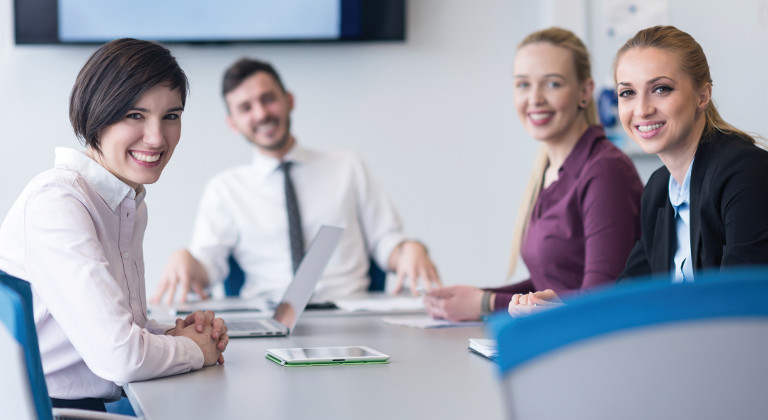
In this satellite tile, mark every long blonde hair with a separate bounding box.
[507,27,597,278]
[613,25,755,143]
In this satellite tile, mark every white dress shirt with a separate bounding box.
[0,148,203,400]
[190,144,406,301]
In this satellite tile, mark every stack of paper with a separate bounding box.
[468,338,497,360]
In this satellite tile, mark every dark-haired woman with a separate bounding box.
[0,38,228,412]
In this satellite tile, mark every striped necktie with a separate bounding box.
[280,161,304,273]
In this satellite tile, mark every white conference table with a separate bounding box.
[126,308,504,419]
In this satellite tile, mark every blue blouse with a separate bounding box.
[669,159,694,283]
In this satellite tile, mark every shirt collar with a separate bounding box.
[559,125,606,177]
[668,157,694,210]
[249,142,309,181]
[54,147,143,211]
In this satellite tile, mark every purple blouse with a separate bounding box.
[489,126,642,310]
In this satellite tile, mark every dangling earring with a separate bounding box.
[577,100,587,110]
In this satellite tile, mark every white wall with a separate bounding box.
[0,0,545,292]
[1,0,766,294]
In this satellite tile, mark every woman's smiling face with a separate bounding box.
[513,42,592,144]
[615,47,710,160]
[89,84,183,190]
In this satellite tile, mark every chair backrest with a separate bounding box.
[490,268,768,420]
[366,258,387,292]
[0,273,54,420]
[223,255,246,297]
[223,255,386,296]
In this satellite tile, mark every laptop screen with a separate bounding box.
[272,225,343,331]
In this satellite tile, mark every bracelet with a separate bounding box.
[481,291,492,316]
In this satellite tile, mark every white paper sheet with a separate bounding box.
[334,297,426,312]
[382,316,484,329]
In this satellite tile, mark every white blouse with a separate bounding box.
[0,148,203,400]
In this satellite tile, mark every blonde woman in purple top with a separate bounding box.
[424,28,643,322]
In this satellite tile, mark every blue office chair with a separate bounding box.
[223,255,246,297]
[490,268,768,420]
[223,254,387,296]
[0,272,135,420]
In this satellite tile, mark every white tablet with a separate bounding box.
[266,346,390,366]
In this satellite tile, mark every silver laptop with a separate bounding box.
[221,225,343,337]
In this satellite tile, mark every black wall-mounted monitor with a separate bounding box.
[15,0,405,45]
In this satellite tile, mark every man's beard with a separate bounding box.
[247,116,292,151]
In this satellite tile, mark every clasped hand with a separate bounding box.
[167,310,229,366]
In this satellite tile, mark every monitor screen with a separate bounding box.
[15,0,405,44]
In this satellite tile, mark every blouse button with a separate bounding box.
[123,252,129,259]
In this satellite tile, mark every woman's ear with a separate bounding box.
[697,83,712,112]
[580,78,595,106]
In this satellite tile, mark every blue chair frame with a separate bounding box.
[0,272,52,420]
[489,268,768,420]
[491,269,768,375]
[0,272,137,419]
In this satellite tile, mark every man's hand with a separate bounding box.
[167,310,229,365]
[423,285,484,322]
[390,241,441,295]
[151,249,210,305]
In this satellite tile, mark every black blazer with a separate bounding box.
[619,131,768,281]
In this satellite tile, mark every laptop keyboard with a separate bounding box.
[227,319,279,333]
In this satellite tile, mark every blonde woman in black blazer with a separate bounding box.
[619,131,768,280]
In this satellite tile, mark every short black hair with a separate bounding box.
[69,38,189,153]
[221,58,286,99]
